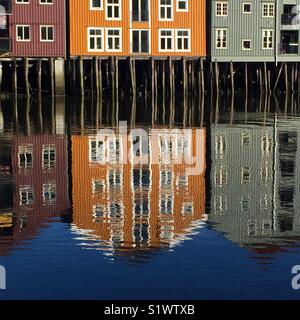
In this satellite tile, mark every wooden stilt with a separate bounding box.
[90,58,94,94]
[264,62,268,92]
[162,60,166,123]
[50,57,55,96]
[230,61,234,94]
[245,62,248,96]
[0,61,2,94]
[12,59,17,96]
[274,62,284,92]
[79,57,84,96]
[115,57,119,120]
[151,57,155,124]
[291,63,295,93]
[94,57,99,96]
[72,58,76,94]
[284,62,289,93]
[98,58,102,95]
[215,61,219,94]
[37,59,42,94]
[200,58,205,93]
[24,57,30,97]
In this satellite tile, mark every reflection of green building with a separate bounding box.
[209,114,300,253]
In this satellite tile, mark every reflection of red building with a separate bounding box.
[0,134,69,256]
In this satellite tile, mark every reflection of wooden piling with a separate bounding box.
[0,61,2,94]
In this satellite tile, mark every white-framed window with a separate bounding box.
[90,0,102,10]
[241,167,250,184]
[18,145,33,169]
[262,29,274,49]
[216,1,228,16]
[241,197,251,211]
[43,183,56,205]
[261,135,272,153]
[160,194,173,215]
[216,28,227,49]
[159,0,173,20]
[242,39,251,50]
[16,25,30,41]
[176,29,190,51]
[247,219,257,236]
[242,133,250,146]
[106,0,121,20]
[89,139,105,163]
[216,135,226,156]
[243,2,252,13]
[159,29,174,51]
[215,166,227,185]
[131,29,150,54]
[177,0,188,12]
[214,195,228,213]
[106,28,122,52]
[182,201,193,215]
[16,0,29,3]
[40,0,53,4]
[19,186,34,206]
[42,145,56,169]
[92,179,106,194]
[40,25,54,42]
[88,27,104,52]
[262,3,274,17]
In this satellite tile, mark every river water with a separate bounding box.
[0,94,300,300]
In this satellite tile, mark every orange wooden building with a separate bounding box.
[69,0,206,57]
[71,128,206,255]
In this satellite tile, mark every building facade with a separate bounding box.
[210,0,300,62]
[0,0,66,58]
[69,0,206,57]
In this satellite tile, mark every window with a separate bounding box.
[18,145,33,169]
[242,39,251,50]
[160,170,173,188]
[182,202,193,215]
[16,25,30,41]
[90,139,105,163]
[160,194,173,215]
[19,186,34,205]
[214,195,228,213]
[106,28,122,51]
[262,135,272,153]
[159,29,174,51]
[43,183,56,205]
[262,3,274,17]
[216,28,227,49]
[132,0,149,21]
[247,220,256,236]
[216,1,228,16]
[108,169,122,189]
[40,25,54,42]
[42,145,56,169]
[40,0,53,4]
[215,166,227,185]
[93,205,107,220]
[176,29,190,51]
[88,28,104,52]
[131,30,149,54]
[159,0,173,20]
[241,167,250,184]
[216,135,226,156]
[262,29,274,49]
[106,0,121,20]
[90,0,102,9]
[241,197,251,211]
[243,3,251,13]
[92,179,105,194]
[16,0,29,3]
[177,0,188,12]
[242,133,250,146]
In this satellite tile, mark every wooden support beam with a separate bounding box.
[37,59,42,94]
[24,57,30,97]
[94,57,99,96]
[12,59,17,96]
[79,57,84,96]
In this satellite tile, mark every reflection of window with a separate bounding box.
[215,166,227,185]
[92,179,105,194]
[216,135,226,156]
[160,170,173,187]
[182,202,193,215]
[134,199,150,217]
[18,145,33,169]
[177,175,188,188]
[248,220,257,236]
[19,186,34,205]
[261,163,272,182]
[92,205,107,220]
[242,133,250,146]
[108,169,122,189]
[260,194,271,210]
[214,194,227,213]
[262,220,272,235]
[262,135,272,154]
[43,183,56,205]
[133,168,150,189]
[90,140,104,163]
[109,202,124,219]
[160,225,174,240]
[43,145,56,169]
[160,194,173,215]
[241,196,250,211]
[241,167,250,184]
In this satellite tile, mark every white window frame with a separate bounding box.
[89,0,103,10]
[42,144,56,169]
[158,29,174,52]
[159,0,173,21]
[16,25,31,42]
[130,29,151,54]
[262,29,274,49]
[175,29,191,52]
[106,28,122,52]
[106,0,122,20]
[40,25,54,42]
[216,1,228,16]
[215,28,227,49]
[87,27,104,52]
[39,0,53,4]
[243,2,252,14]
[262,3,274,17]
[242,39,252,50]
[16,0,29,4]
[19,186,34,206]
[176,0,188,12]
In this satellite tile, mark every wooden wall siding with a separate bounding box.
[9,0,66,57]
[69,0,206,57]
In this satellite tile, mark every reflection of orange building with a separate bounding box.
[71,128,206,256]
